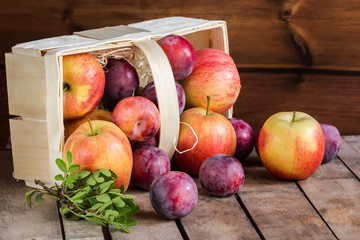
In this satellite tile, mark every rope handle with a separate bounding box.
[173,122,198,154]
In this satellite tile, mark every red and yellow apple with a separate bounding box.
[63,120,133,191]
[182,48,241,114]
[63,53,105,119]
[64,109,112,141]
[174,97,236,176]
[258,111,325,180]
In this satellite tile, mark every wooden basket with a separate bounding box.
[5,16,229,187]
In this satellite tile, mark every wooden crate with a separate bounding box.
[5,16,229,187]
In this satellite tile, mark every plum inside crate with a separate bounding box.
[5,16,229,187]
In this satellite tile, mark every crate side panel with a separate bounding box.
[183,30,211,50]
[10,118,51,183]
[5,53,46,119]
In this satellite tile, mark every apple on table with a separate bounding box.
[63,120,133,191]
[62,53,105,119]
[258,111,325,180]
[174,96,236,176]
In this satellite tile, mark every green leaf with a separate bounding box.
[93,171,105,183]
[56,158,67,173]
[125,204,140,217]
[119,185,125,193]
[99,169,111,177]
[75,170,90,180]
[68,164,80,173]
[113,197,125,208]
[55,174,64,181]
[89,203,103,211]
[98,180,115,194]
[67,151,73,166]
[98,200,113,212]
[66,177,76,183]
[25,190,36,209]
[110,170,118,179]
[125,217,138,226]
[35,193,44,204]
[96,193,111,203]
[86,176,96,186]
[104,209,119,219]
[85,216,106,227]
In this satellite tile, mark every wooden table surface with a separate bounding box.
[1,135,359,240]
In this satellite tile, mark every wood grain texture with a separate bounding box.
[338,137,360,180]
[0,151,63,240]
[109,185,183,240]
[2,0,360,71]
[298,141,360,240]
[62,218,104,240]
[233,72,360,135]
[240,153,336,239]
[180,178,260,240]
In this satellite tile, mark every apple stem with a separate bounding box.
[63,82,70,93]
[88,119,95,136]
[206,96,211,116]
[291,111,296,122]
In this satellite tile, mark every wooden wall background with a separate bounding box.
[1,0,359,149]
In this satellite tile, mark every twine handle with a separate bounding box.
[173,122,198,154]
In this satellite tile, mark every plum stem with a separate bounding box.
[88,119,95,136]
[291,111,296,122]
[206,96,211,116]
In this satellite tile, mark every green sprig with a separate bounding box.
[25,151,139,233]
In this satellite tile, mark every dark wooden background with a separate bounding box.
[1,0,360,149]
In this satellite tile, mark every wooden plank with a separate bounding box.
[239,153,336,239]
[343,135,360,153]
[298,157,360,239]
[62,218,104,240]
[337,137,360,180]
[109,185,183,240]
[0,150,63,239]
[233,72,360,135]
[2,0,360,71]
[180,178,260,239]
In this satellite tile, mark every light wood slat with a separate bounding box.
[298,157,360,239]
[109,185,183,240]
[338,137,360,179]
[343,135,360,153]
[62,219,104,240]
[180,178,260,240]
[0,151,63,239]
[239,153,335,240]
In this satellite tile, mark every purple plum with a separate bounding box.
[149,171,198,219]
[132,146,170,190]
[141,81,186,114]
[130,136,158,152]
[229,118,255,162]
[320,123,341,164]
[103,59,139,110]
[199,154,245,197]
[157,35,197,80]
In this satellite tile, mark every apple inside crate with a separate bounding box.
[5,17,229,187]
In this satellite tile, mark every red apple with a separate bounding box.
[63,120,133,191]
[62,53,105,119]
[258,111,325,180]
[64,109,112,141]
[112,96,160,142]
[182,48,241,114]
[157,35,196,80]
[174,97,236,176]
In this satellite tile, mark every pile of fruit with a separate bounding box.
[61,34,341,220]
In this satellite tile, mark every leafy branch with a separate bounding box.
[25,151,140,233]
